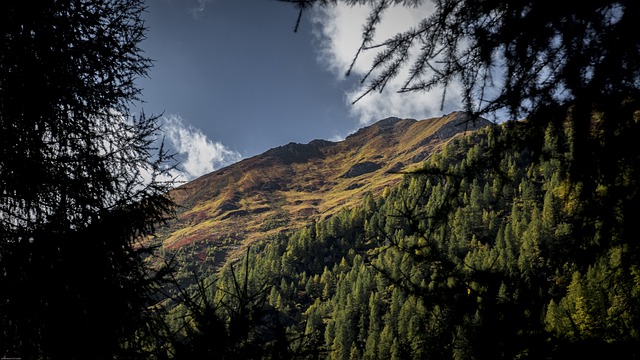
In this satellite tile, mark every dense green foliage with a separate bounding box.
[168,109,640,358]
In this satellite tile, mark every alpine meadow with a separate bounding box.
[1,1,639,359]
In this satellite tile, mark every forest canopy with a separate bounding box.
[158,1,640,358]
[2,0,639,358]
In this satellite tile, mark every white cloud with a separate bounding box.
[162,114,242,180]
[310,3,462,125]
[328,132,346,142]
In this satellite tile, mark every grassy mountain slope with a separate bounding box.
[187,114,640,359]
[155,112,491,269]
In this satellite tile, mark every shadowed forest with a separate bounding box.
[164,115,640,358]
[2,0,639,359]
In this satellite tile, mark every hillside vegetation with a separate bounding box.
[155,112,490,274]
[164,107,640,359]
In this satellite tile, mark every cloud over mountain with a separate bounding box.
[162,114,242,180]
[310,3,462,125]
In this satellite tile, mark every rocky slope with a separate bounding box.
[155,112,492,269]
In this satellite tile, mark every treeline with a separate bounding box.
[162,113,640,359]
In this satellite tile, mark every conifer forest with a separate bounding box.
[2,0,640,358]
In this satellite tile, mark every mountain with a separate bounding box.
[161,106,640,358]
[155,112,492,269]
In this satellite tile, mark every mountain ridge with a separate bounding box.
[156,112,492,269]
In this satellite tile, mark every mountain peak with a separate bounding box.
[372,116,406,128]
[263,141,325,164]
[159,112,492,269]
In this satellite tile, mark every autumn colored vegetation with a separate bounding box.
[164,105,640,358]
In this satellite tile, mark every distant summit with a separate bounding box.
[345,117,416,147]
[263,142,325,164]
[365,116,409,131]
[155,112,492,269]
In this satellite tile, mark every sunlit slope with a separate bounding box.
[157,112,491,267]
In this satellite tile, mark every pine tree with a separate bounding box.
[0,1,174,358]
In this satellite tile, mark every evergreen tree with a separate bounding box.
[0,1,174,357]
[285,0,639,133]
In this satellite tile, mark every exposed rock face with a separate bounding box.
[373,116,403,130]
[387,162,404,173]
[264,142,325,164]
[342,161,382,178]
[218,201,239,212]
[309,139,333,148]
[345,117,416,147]
[220,209,248,220]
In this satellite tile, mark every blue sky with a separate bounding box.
[137,0,460,180]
